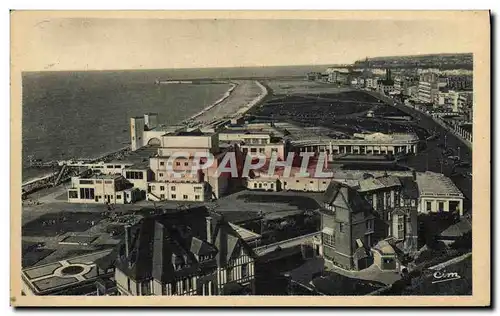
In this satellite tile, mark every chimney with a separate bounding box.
[124,225,131,258]
[206,216,213,242]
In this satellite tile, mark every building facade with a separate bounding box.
[418,72,439,104]
[114,208,256,296]
[67,174,142,204]
[318,175,419,271]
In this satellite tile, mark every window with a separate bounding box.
[79,179,94,185]
[241,264,249,278]
[259,148,265,153]
[95,180,102,184]
[127,278,131,292]
[310,181,314,184]
[322,233,335,247]
[68,191,78,199]
[366,220,373,230]
[377,194,384,210]
[184,162,189,166]
[176,162,181,166]
[296,180,300,183]
[270,183,274,189]
[116,195,121,199]
[426,201,432,212]
[183,195,188,200]
[160,194,165,199]
[226,267,234,282]
[125,171,143,180]
[438,202,445,212]
[339,223,345,233]
[79,188,95,200]
[171,194,176,199]
[114,165,121,169]
[195,195,200,200]
[171,282,177,295]
[271,148,278,153]
[141,282,151,295]
[253,183,257,188]
[411,199,416,207]
[250,148,257,153]
[364,234,371,247]
[398,215,405,238]
[284,181,287,186]
[160,186,165,191]
[194,186,202,192]
[183,278,190,292]
[171,186,176,191]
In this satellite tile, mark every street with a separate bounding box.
[364,91,473,212]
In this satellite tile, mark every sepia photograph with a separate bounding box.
[10,10,490,306]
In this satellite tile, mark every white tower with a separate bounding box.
[130,116,145,151]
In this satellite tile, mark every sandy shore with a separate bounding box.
[184,80,268,127]
[184,82,238,123]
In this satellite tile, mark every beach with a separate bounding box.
[184,80,268,127]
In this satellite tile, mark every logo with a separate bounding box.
[431,270,461,284]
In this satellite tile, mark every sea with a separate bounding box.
[22,65,329,181]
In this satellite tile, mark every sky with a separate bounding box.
[12,14,481,72]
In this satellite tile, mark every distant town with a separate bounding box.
[21,53,472,297]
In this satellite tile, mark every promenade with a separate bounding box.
[186,80,268,127]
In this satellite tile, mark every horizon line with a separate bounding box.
[20,52,473,74]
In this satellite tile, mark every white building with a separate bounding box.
[418,72,439,104]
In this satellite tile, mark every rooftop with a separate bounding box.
[81,173,124,180]
[357,175,402,192]
[372,240,396,256]
[229,223,262,243]
[416,171,464,197]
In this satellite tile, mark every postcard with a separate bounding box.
[10,10,490,307]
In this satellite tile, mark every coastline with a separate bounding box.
[22,82,267,186]
[183,80,269,127]
[183,82,238,124]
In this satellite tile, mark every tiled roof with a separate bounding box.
[357,175,401,192]
[114,207,255,283]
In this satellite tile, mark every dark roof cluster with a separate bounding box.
[109,206,255,283]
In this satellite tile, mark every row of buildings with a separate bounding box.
[362,70,473,121]
[66,113,464,217]
[313,66,473,122]
[23,170,464,296]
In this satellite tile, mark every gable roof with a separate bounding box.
[210,214,256,266]
[357,175,401,192]
[323,181,372,214]
[323,181,342,204]
[114,207,217,283]
[114,207,255,283]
